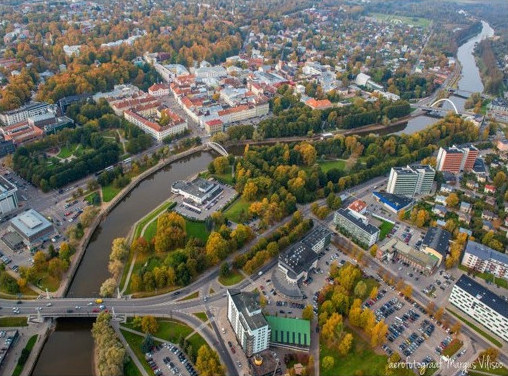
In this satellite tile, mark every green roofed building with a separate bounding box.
[265,316,310,349]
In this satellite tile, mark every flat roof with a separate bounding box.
[10,209,52,238]
[265,316,310,346]
[300,225,331,249]
[422,227,451,257]
[172,178,217,199]
[279,243,318,279]
[0,175,16,194]
[373,191,414,211]
[228,290,268,331]
[335,208,379,235]
[455,275,508,318]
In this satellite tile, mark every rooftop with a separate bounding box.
[0,175,16,195]
[171,178,217,199]
[10,209,53,238]
[464,240,508,265]
[300,225,331,249]
[265,316,311,347]
[455,275,508,318]
[335,208,379,235]
[422,227,451,257]
[279,243,318,280]
[228,290,268,330]
[373,191,415,211]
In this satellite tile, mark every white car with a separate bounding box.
[46,302,52,307]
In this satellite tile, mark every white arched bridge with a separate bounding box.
[206,141,228,156]
[429,98,459,114]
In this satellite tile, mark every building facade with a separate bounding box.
[227,290,270,357]
[8,209,54,247]
[171,178,221,205]
[436,145,479,174]
[0,102,51,126]
[449,275,508,342]
[334,208,380,247]
[0,176,18,216]
[461,240,508,280]
[387,165,435,196]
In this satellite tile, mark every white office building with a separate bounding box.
[0,102,51,126]
[449,275,508,342]
[334,208,380,247]
[227,289,270,357]
[171,178,221,205]
[387,165,435,197]
[0,176,18,216]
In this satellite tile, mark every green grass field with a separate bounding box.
[120,330,161,375]
[193,312,208,322]
[378,220,395,240]
[124,357,143,376]
[12,334,38,376]
[132,201,174,240]
[213,166,235,185]
[84,191,101,206]
[57,144,79,159]
[447,309,502,347]
[153,320,194,343]
[187,332,210,354]
[218,269,245,286]
[102,185,122,202]
[318,159,347,173]
[320,330,411,376]
[370,13,431,28]
[224,197,250,223]
[143,221,158,242]
[0,317,28,327]
[186,219,210,242]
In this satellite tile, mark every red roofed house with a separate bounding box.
[148,83,170,97]
[484,185,496,194]
[348,199,367,214]
[1,121,43,145]
[124,109,187,142]
[205,119,223,135]
[305,98,333,110]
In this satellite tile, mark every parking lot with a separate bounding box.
[147,342,197,376]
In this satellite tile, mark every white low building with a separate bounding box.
[449,275,508,342]
[171,178,221,205]
[227,289,270,357]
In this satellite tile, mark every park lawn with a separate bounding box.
[213,166,235,185]
[318,159,347,173]
[187,332,210,353]
[193,312,208,322]
[124,357,143,376]
[364,277,380,297]
[186,219,210,242]
[370,12,432,28]
[154,320,194,343]
[179,291,199,301]
[218,269,245,286]
[378,220,395,240]
[320,330,407,376]
[143,221,158,242]
[13,335,38,376]
[57,144,78,159]
[0,317,28,327]
[102,185,122,202]
[446,309,502,347]
[120,329,161,375]
[224,197,250,223]
[84,191,101,206]
[133,201,174,240]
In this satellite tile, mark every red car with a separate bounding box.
[92,308,100,313]
[231,346,236,354]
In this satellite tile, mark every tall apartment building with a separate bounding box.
[449,275,508,342]
[461,240,508,280]
[333,208,380,247]
[386,165,435,197]
[227,289,270,356]
[436,145,479,174]
[0,102,51,126]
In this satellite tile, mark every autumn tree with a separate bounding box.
[445,193,459,207]
[205,232,229,265]
[321,313,343,346]
[212,156,229,174]
[132,237,151,255]
[141,316,159,335]
[302,305,314,321]
[322,356,335,370]
[338,333,353,355]
[402,285,412,298]
[92,312,126,376]
[100,278,117,297]
[154,212,187,253]
[434,307,444,321]
[195,345,225,376]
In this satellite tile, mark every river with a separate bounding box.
[31,151,215,375]
[31,20,495,376]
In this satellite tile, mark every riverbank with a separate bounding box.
[54,144,208,298]
[19,321,53,376]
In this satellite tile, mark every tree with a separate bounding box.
[100,278,117,297]
[141,334,154,353]
[205,232,229,265]
[369,287,378,300]
[369,244,378,257]
[219,262,230,278]
[132,237,151,255]
[434,307,444,321]
[354,281,367,298]
[493,171,506,188]
[302,305,314,321]
[397,209,406,221]
[402,284,412,298]
[322,313,343,346]
[195,345,225,376]
[242,181,258,201]
[110,238,129,262]
[48,258,66,278]
[338,333,353,355]
[446,193,459,208]
[80,206,99,227]
[212,156,229,174]
[450,322,461,334]
[141,316,159,335]
[322,356,335,370]
[426,302,435,315]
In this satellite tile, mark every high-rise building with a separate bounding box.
[461,240,508,280]
[227,289,270,357]
[386,165,435,196]
[333,208,380,247]
[436,145,478,174]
